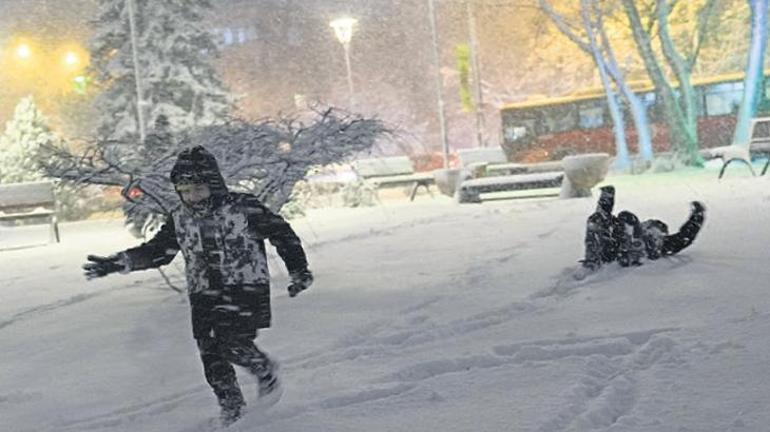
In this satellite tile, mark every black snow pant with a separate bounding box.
[192,298,276,412]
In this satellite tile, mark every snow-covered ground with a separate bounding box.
[3,166,770,432]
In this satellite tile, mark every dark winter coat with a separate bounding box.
[122,147,308,336]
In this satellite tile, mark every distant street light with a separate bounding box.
[330,16,357,109]
[63,51,79,66]
[15,43,31,59]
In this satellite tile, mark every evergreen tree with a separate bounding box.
[89,0,233,143]
[0,96,60,184]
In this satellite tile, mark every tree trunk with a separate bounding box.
[656,0,697,135]
[734,0,769,147]
[581,0,630,170]
[622,0,703,166]
[595,6,654,163]
[538,0,632,168]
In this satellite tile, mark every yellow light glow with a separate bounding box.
[330,17,357,44]
[64,51,79,66]
[16,44,31,59]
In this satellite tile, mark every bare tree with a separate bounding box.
[538,0,636,170]
[38,107,391,230]
[621,0,717,166]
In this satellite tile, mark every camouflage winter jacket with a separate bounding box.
[122,193,308,328]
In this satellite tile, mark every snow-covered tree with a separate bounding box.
[0,96,60,184]
[38,107,391,234]
[89,0,233,143]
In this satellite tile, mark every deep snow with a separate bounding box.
[2,166,770,432]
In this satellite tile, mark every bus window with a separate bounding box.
[705,81,743,116]
[540,104,578,134]
[504,125,526,142]
[501,109,538,142]
[578,101,605,129]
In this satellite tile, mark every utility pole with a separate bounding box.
[467,0,487,147]
[127,0,146,143]
[428,0,450,168]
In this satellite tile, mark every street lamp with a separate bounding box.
[15,43,31,60]
[330,16,357,109]
[427,0,450,168]
[127,0,147,143]
[63,51,79,66]
[466,0,486,148]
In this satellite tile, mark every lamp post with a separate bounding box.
[427,0,450,168]
[466,0,486,148]
[330,16,357,109]
[127,0,146,143]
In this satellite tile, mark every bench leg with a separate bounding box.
[50,216,61,243]
[409,182,420,201]
[719,158,756,179]
[408,181,434,201]
[762,158,770,176]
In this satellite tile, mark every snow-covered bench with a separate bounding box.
[456,153,610,203]
[457,172,564,203]
[0,181,60,243]
[708,117,770,178]
[352,156,434,201]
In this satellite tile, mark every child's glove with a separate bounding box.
[83,254,126,280]
[691,201,705,215]
[288,269,313,297]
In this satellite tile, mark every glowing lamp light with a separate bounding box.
[329,17,357,45]
[16,43,31,59]
[64,51,79,66]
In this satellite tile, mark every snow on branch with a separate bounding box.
[39,107,391,217]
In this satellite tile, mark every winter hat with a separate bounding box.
[170,146,229,198]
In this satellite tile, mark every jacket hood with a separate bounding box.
[170,146,229,199]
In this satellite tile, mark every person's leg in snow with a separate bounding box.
[660,201,706,257]
[197,337,246,426]
[579,185,618,274]
[616,210,644,267]
[219,336,282,407]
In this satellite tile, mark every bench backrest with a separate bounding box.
[750,117,770,145]
[0,181,56,210]
[353,156,415,178]
[457,147,508,167]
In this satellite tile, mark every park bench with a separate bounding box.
[455,147,566,203]
[352,156,434,201]
[455,150,610,203]
[0,181,60,243]
[708,117,770,179]
[457,171,565,203]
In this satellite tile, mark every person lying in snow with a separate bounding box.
[575,185,705,280]
[82,146,313,426]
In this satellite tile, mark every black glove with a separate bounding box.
[288,269,313,297]
[83,254,125,280]
[691,201,705,215]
